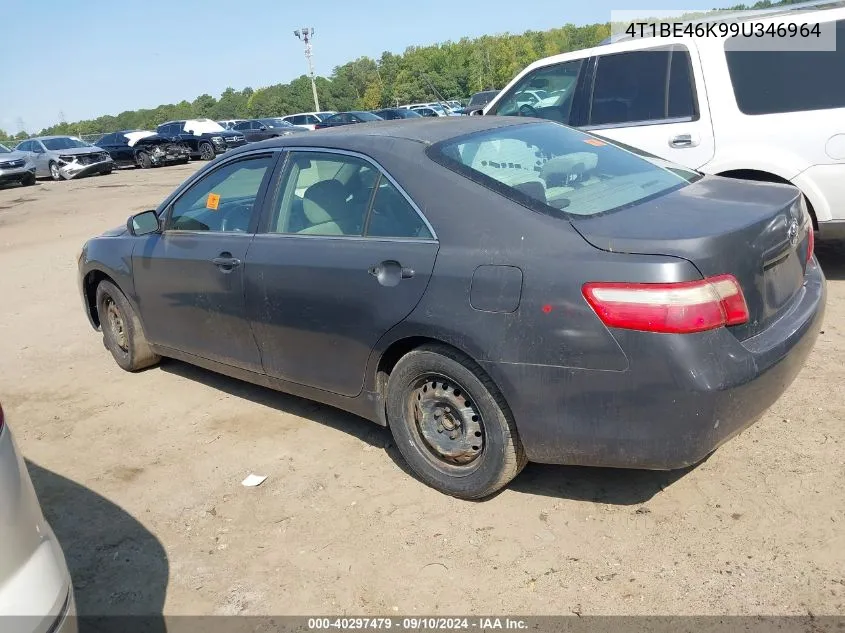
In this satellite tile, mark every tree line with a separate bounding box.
[0,0,805,143]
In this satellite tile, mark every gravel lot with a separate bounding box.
[0,164,843,617]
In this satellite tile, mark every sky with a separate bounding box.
[0,0,738,133]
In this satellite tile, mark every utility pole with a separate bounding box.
[294,27,321,112]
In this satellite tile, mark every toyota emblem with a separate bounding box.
[787,219,800,246]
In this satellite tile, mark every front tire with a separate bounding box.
[199,142,215,161]
[20,173,35,186]
[386,344,527,499]
[95,280,160,372]
[136,151,152,169]
[49,161,61,181]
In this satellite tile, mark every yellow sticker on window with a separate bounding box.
[206,193,220,210]
[583,139,606,147]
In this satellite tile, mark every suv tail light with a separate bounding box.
[582,274,749,334]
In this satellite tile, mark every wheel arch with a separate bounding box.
[371,335,511,427]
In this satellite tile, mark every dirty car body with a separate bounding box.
[0,404,76,633]
[16,136,113,180]
[77,117,825,499]
[97,131,191,169]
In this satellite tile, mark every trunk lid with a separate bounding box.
[570,176,812,339]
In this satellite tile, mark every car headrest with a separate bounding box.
[540,152,598,187]
[302,179,348,225]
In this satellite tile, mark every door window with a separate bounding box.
[588,46,697,126]
[490,59,584,124]
[31,141,45,154]
[166,155,274,232]
[366,177,433,239]
[270,152,376,236]
[17,141,31,152]
[725,19,845,115]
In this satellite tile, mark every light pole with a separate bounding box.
[294,27,321,112]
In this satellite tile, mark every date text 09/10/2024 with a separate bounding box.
[307,617,528,630]
[624,21,822,38]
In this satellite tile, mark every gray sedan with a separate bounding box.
[77,117,824,499]
[0,143,36,186]
[0,403,76,632]
[15,136,113,180]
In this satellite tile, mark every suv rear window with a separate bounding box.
[428,122,699,218]
[725,19,845,115]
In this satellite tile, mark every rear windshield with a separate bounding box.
[428,122,700,218]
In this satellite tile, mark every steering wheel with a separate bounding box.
[219,201,253,232]
[519,103,539,118]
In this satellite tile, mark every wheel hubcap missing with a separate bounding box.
[411,377,483,465]
[105,298,128,352]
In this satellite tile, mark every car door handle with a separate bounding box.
[212,254,242,271]
[669,134,698,148]
[368,261,414,286]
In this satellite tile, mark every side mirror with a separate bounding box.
[127,210,160,236]
[259,125,267,131]
[467,108,484,116]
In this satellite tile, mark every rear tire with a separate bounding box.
[136,151,152,169]
[199,142,215,161]
[95,280,160,372]
[386,344,527,499]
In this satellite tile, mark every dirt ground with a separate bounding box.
[0,163,843,618]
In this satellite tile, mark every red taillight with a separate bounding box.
[807,226,815,263]
[582,274,749,334]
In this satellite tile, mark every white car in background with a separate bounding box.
[483,4,845,239]
[280,111,337,131]
[0,402,76,633]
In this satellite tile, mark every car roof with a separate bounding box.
[230,116,534,156]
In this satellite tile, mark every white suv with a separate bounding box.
[483,5,845,238]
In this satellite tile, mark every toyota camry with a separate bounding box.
[77,117,825,499]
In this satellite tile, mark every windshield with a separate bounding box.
[357,112,383,121]
[429,122,699,219]
[184,119,226,134]
[43,137,92,150]
[0,144,10,153]
[316,112,335,120]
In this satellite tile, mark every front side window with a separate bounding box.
[491,59,583,124]
[726,19,845,115]
[15,141,30,152]
[166,155,274,232]
[588,46,697,126]
[31,141,45,154]
[429,122,699,218]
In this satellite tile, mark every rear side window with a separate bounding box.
[589,46,697,126]
[725,19,845,115]
[429,122,698,218]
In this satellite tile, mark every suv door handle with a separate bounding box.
[669,134,698,148]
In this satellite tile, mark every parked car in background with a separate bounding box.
[412,106,448,118]
[0,143,36,186]
[281,111,337,131]
[258,118,310,133]
[0,402,76,632]
[155,119,247,160]
[463,90,500,115]
[483,6,845,239]
[15,136,113,180]
[372,108,423,120]
[314,111,383,129]
[96,130,191,169]
[218,119,247,130]
[78,117,822,500]
[412,104,458,117]
[231,119,308,143]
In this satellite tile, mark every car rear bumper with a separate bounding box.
[0,427,75,633]
[483,259,826,469]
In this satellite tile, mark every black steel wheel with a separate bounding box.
[199,142,215,160]
[387,343,526,499]
[95,280,160,372]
